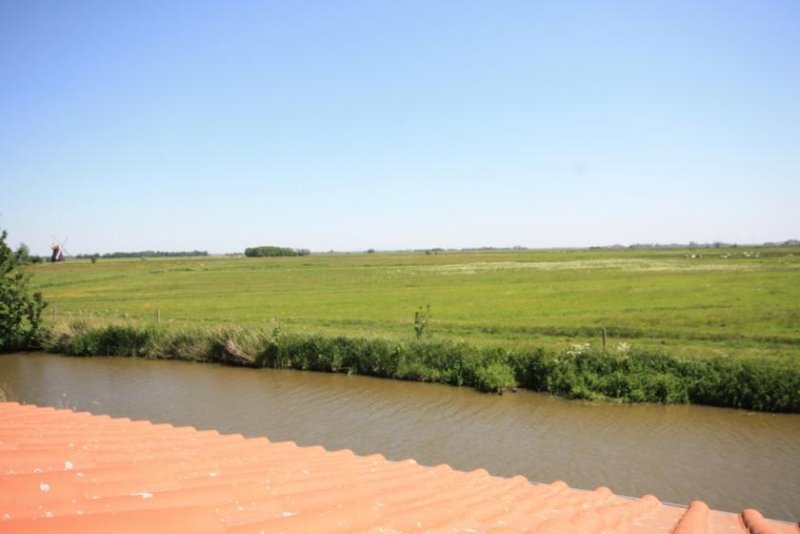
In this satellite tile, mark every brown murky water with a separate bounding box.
[1,352,798,521]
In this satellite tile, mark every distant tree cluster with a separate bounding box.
[10,243,44,264]
[244,246,310,258]
[77,250,209,259]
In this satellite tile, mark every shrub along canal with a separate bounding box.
[1,352,798,522]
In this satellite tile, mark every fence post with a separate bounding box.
[602,328,607,351]
[157,309,161,324]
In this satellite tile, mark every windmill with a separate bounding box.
[50,236,69,263]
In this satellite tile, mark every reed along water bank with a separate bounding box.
[42,321,800,412]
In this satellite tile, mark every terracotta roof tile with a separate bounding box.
[0,402,796,533]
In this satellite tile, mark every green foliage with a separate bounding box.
[244,246,310,257]
[474,360,517,393]
[0,230,47,351]
[39,321,800,409]
[413,305,431,339]
[508,346,800,411]
[271,316,282,338]
[509,347,693,403]
[262,335,518,393]
[14,243,30,264]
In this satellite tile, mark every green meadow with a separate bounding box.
[29,246,800,359]
[23,246,800,411]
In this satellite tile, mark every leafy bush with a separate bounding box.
[0,229,47,351]
[474,361,517,393]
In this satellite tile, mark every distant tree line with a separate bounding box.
[77,250,209,259]
[626,239,799,249]
[244,246,310,257]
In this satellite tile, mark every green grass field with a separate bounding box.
[27,246,800,362]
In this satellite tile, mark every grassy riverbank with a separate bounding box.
[23,246,800,411]
[43,321,800,412]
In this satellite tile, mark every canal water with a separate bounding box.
[1,352,798,521]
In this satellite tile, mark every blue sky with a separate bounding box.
[2,1,798,255]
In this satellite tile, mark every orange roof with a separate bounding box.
[0,402,796,533]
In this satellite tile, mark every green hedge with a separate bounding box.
[43,323,800,412]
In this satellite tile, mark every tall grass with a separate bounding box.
[43,322,800,412]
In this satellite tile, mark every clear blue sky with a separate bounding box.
[2,1,798,255]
